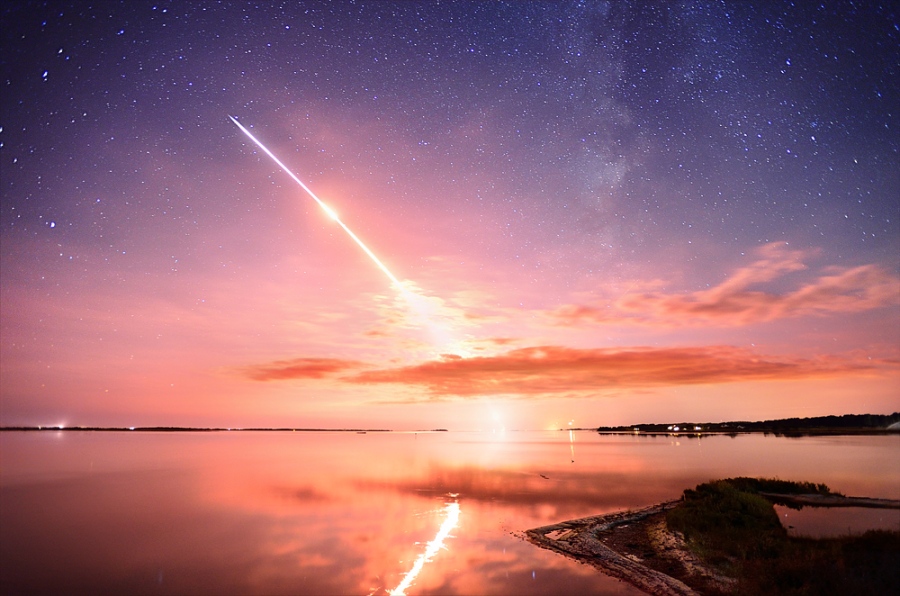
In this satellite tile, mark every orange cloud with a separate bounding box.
[555,243,899,327]
[348,345,882,397]
[242,357,365,381]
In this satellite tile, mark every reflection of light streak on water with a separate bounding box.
[568,420,575,463]
[569,429,575,463]
[229,116,403,289]
[389,501,460,596]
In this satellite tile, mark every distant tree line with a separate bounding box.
[597,413,900,434]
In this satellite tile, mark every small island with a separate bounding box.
[596,413,900,436]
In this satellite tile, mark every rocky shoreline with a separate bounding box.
[526,500,729,596]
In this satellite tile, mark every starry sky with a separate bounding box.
[2,1,897,430]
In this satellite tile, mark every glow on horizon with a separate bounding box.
[389,500,460,596]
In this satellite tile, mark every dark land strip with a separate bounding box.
[526,486,900,595]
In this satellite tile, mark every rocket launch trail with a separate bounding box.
[228,116,403,288]
[229,116,464,355]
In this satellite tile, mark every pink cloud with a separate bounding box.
[555,243,899,327]
[241,357,366,381]
[347,345,883,398]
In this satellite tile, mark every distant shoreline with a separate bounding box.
[0,426,453,433]
[595,412,900,437]
[596,428,899,437]
[3,413,898,435]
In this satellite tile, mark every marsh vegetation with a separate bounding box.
[666,478,900,594]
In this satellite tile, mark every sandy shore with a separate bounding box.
[526,500,733,596]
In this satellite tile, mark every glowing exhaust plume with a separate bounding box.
[229,116,465,355]
[389,500,460,596]
[229,116,402,288]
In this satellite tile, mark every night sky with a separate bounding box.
[2,1,897,429]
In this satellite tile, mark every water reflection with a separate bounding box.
[775,504,900,538]
[390,498,460,595]
[1,431,897,595]
[568,429,575,463]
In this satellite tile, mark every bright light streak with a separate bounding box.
[229,116,468,354]
[389,501,460,596]
[321,203,340,221]
[569,429,575,463]
[229,116,402,288]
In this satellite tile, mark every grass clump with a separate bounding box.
[723,477,837,497]
[666,477,899,594]
[741,531,900,595]
[667,479,786,573]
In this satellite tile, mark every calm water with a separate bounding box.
[1,431,898,595]
[775,504,900,538]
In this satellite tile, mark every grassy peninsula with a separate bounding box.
[527,477,899,595]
